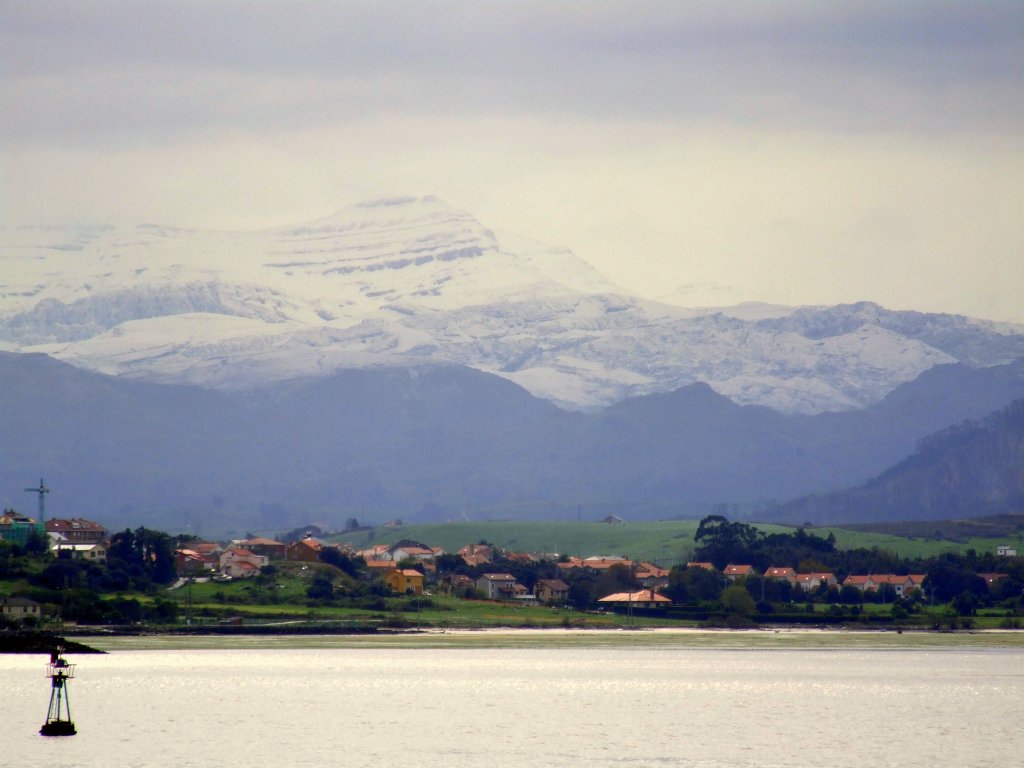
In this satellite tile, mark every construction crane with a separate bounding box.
[24,478,50,524]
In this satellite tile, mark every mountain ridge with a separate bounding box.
[4,196,1023,414]
[3,350,1023,533]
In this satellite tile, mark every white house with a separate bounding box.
[476,573,519,600]
[219,548,269,579]
[51,541,108,562]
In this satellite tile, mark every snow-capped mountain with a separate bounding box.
[3,196,1023,413]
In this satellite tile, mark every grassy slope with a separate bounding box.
[331,520,1016,565]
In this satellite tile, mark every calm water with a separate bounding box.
[2,644,1021,767]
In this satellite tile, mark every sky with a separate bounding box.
[3,1,1023,320]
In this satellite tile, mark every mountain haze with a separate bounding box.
[4,352,1023,534]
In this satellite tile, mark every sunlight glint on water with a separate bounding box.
[1,647,1021,768]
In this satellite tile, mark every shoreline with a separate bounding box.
[60,626,1024,652]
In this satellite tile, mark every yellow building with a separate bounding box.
[385,569,424,595]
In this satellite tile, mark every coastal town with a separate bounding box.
[3,505,1022,631]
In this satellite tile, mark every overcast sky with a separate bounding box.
[3,1,1022,320]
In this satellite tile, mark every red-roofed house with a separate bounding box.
[45,517,107,544]
[442,574,478,596]
[458,544,493,562]
[385,569,424,595]
[286,537,324,563]
[219,548,269,578]
[763,567,796,583]
[598,589,671,609]
[842,574,926,597]
[239,537,287,560]
[978,573,1009,588]
[724,564,757,581]
[559,556,634,573]
[795,572,837,592]
[175,548,212,575]
[391,545,440,562]
[535,579,570,604]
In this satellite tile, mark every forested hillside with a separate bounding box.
[770,400,1024,524]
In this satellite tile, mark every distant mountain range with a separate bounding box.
[4,196,1024,533]
[3,196,1023,414]
[3,352,1023,534]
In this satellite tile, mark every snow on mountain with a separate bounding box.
[3,196,1023,413]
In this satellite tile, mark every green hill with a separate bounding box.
[327,519,1013,565]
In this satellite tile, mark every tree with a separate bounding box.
[318,548,362,578]
[306,576,334,601]
[924,559,988,603]
[721,585,756,615]
[693,515,761,568]
[666,565,723,603]
[838,585,863,604]
[434,553,468,575]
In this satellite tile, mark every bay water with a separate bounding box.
[2,638,1021,767]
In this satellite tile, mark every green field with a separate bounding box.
[328,520,1016,565]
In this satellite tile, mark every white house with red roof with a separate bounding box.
[476,573,520,600]
[794,572,837,592]
[763,567,796,583]
[219,547,269,578]
[598,589,671,609]
[45,517,107,544]
[724,564,757,581]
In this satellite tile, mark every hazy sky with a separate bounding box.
[3,2,1023,320]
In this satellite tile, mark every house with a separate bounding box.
[599,514,623,524]
[724,564,757,581]
[441,574,478,596]
[506,551,537,564]
[0,509,43,546]
[385,569,424,595]
[219,548,269,578]
[978,573,1009,589]
[598,589,671,609]
[635,562,670,589]
[356,544,391,561]
[997,545,1018,557]
[477,573,520,600]
[1,596,42,622]
[559,556,634,574]
[842,574,926,597]
[239,537,287,560]
[842,575,872,592]
[686,562,717,571]
[184,541,223,560]
[535,578,570,604]
[390,545,440,563]
[175,548,213,575]
[904,574,926,594]
[364,558,399,576]
[457,544,493,563]
[795,572,837,592]
[763,567,796,584]
[51,541,107,562]
[45,518,107,544]
[286,537,324,562]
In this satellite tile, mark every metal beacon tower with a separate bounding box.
[40,648,77,736]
